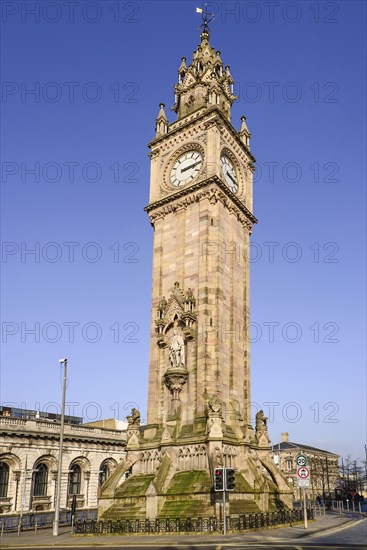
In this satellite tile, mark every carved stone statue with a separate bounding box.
[169,330,185,368]
[214,446,224,466]
[255,409,268,432]
[127,408,140,427]
[185,288,195,303]
[157,296,168,319]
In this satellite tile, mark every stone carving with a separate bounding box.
[127,408,141,427]
[164,370,188,404]
[169,330,185,368]
[184,288,196,309]
[207,416,223,438]
[208,395,222,414]
[255,410,268,432]
[207,397,223,437]
[157,296,168,319]
[177,445,207,470]
[155,283,197,343]
[214,446,224,466]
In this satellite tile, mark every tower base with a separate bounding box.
[99,419,293,520]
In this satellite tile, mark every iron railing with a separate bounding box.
[74,509,313,534]
[0,509,97,533]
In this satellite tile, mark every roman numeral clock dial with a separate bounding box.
[170,150,203,187]
[221,154,238,193]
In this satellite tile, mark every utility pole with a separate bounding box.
[53,359,68,537]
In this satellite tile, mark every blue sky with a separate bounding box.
[1,1,366,462]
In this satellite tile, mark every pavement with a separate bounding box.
[0,512,365,548]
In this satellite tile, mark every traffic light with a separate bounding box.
[214,468,224,491]
[226,468,235,491]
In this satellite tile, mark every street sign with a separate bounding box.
[297,478,310,488]
[296,454,308,467]
[297,467,310,479]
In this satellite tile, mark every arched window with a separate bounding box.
[33,463,48,496]
[99,463,109,487]
[0,462,9,497]
[68,464,81,495]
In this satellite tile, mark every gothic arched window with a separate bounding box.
[68,464,81,495]
[33,463,48,496]
[0,462,9,497]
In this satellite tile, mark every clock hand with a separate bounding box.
[181,160,201,173]
[226,171,237,186]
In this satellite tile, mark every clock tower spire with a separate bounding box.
[99,16,292,521]
[171,26,237,122]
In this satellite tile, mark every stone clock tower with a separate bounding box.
[99,25,292,519]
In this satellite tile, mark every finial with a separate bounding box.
[240,115,250,147]
[196,3,215,38]
[155,103,168,137]
[157,103,168,121]
[240,115,249,132]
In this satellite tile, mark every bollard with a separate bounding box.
[1,521,4,537]
[352,501,355,512]
[34,520,38,535]
[346,500,349,511]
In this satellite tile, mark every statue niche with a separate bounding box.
[155,282,197,347]
[156,283,196,413]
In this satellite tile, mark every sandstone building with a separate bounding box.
[0,407,126,515]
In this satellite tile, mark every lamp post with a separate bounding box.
[53,358,68,537]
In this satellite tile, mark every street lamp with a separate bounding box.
[53,358,68,537]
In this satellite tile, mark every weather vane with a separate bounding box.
[196,3,215,31]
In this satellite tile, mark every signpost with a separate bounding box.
[296,453,310,529]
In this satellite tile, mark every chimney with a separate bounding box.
[281,432,289,442]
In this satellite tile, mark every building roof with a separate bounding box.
[0,406,82,425]
[271,440,339,457]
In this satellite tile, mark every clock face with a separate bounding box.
[221,155,238,193]
[170,150,203,187]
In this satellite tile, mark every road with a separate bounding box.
[2,517,366,549]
